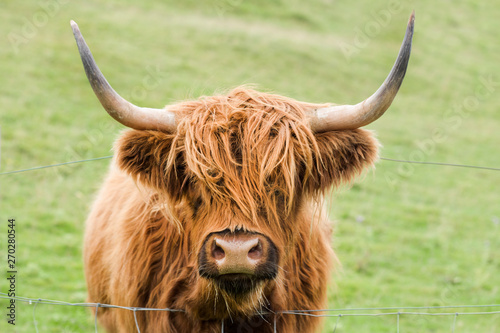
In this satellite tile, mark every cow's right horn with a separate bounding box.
[71,21,177,133]
[309,11,415,132]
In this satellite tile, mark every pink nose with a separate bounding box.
[198,231,279,288]
[210,234,264,275]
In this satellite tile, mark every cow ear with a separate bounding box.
[114,130,186,194]
[307,129,379,193]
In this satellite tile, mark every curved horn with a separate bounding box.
[310,11,415,132]
[70,21,177,132]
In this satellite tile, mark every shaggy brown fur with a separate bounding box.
[84,87,379,332]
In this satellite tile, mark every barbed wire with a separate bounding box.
[1,154,499,332]
[1,293,499,333]
[1,155,499,176]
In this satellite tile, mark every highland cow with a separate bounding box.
[71,12,414,333]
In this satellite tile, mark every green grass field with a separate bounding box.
[1,0,499,331]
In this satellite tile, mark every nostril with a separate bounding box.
[212,241,225,260]
[248,240,263,260]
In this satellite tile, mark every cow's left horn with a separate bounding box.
[70,21,177,132]
[309,11,415,132]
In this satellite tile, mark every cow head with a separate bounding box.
[72,12,413,321]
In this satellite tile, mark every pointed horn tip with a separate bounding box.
[310,12,415,132]
[70,20,79,32]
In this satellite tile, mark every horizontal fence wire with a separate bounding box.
[1,155,500,176]
[1,150,499,332]
[379,157,500,171]
[0,155,114,175]
[1,293,500,333]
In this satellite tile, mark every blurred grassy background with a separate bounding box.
[1,0,499,331]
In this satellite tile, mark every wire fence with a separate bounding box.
[0,155,114,176]
[379,157,500,171]
[2,154,499,332]
[1,293,499,332]
[1,155,500,176]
